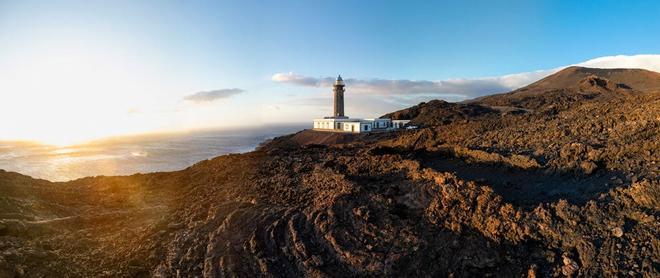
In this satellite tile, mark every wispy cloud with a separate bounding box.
[272,71,550,100]
[272,54,660,101]
[271,73,335,87]
[182,88,245,103]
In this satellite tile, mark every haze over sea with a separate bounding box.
[0,124,307,182]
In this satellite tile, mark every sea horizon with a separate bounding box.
[0,123,308,182]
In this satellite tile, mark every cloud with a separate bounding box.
[576,54,660,72]
[272,71,551,100]
[272,54,660,101]
[182,88,244,103]
[271,72,551,100]
[126,107,140,114]
[271,73,335,87]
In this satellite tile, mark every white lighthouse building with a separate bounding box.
[312,75,410,133]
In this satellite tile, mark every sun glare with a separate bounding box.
[0,35,183,145]
[33,132,96,147]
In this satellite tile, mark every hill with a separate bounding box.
[516,66,660,92]
[0,67,658,277]
[382,99,499,127]
[472,66,660,110]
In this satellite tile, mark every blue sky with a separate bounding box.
[1,0,659,143]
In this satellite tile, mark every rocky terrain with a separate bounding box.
[0,66,658,277]
[383,99,499,127]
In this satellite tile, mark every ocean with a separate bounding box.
[0,124,308,182]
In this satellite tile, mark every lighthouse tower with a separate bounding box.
[333,75,347,118]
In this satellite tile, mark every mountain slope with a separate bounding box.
[385,67,660,125]
[521,66,660,92]
[472,66,660,110]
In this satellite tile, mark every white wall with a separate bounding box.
[343,122,359,133]
[315,119,380,133]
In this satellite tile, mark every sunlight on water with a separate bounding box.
[51,148,79,155]
[0,124,306,181]
[130,151,149,157]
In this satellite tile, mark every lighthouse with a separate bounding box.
[312,74,411,133]
[333,75,346,118]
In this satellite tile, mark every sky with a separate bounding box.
[1,0,659,145]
